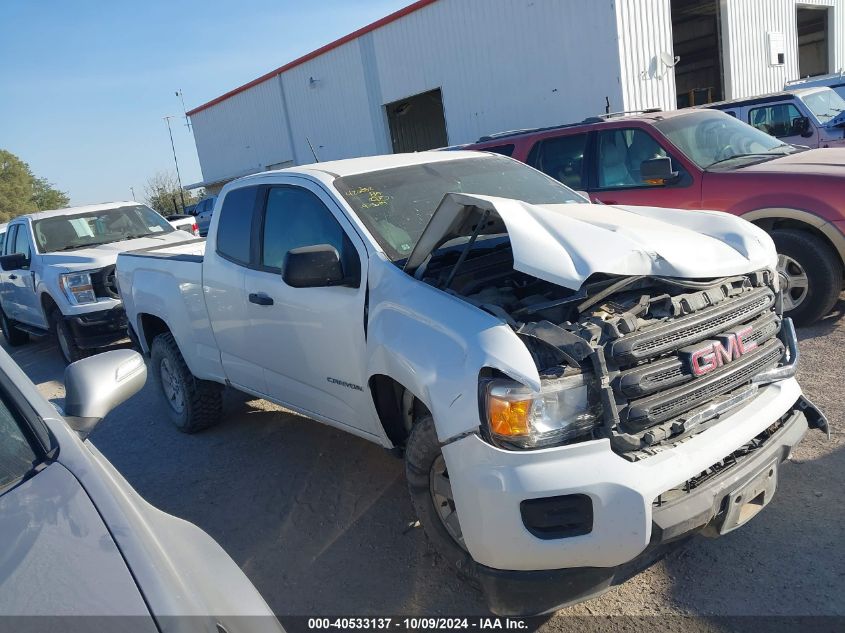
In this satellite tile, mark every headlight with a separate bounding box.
[484,373,602,449]
[59,272,96,305]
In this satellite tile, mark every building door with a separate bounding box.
[797,6,831,78]
[671,0,725,107]
[386,88,448,153]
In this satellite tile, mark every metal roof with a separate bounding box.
[186,0,439,117]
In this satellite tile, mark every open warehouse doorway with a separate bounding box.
[385,88,448,153]
[797,5,832,78]
[671,0,725,107]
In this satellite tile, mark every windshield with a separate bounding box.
[33,204,174,253]
[335,156,585,260]
[653,110,793,169]
[803,89,845,125]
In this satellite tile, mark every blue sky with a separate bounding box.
[0,0,410,205]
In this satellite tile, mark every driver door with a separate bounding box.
[240,181,380,438]
[3,223,43,328]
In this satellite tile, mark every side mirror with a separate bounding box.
[0,253,28,271]
[640,157,679,186]
[792,116,813,138]
[64,350,147,439]
[283,244,353,288]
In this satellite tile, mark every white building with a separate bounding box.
[187,0,845,192]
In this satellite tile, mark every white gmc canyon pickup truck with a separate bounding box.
[0,203,191,364]
[116,151,828,615]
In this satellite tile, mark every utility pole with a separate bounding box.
[163,116,187,209]
[130,186,136,201]
[176,90,191,132]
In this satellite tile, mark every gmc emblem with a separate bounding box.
[682,326,757,377]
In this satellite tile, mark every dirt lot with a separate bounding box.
[3,296,843,627]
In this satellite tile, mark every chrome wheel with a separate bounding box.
[160,357,186,413]
[429,455,466,550]
[777,253,810,312]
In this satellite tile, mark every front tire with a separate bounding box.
[51,310,90,364]
[405,415,477,581]
[0,304,28,347]
[771,229,842,326]
[150,332,222,433]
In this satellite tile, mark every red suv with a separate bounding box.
[465,108,845,325]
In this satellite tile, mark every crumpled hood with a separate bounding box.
[41,232,194,272]
[405,193,777,290]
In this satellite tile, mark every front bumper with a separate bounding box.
[64,306,129,349]
[443,377,825,614]
[469,399,821,616]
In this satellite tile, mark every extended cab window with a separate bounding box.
[526,134,588,189]
[749,103,803,138]
[216,186,259,265]
[596,128,684,189]
[261,187,358,276]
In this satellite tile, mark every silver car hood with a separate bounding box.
[405,194,777,289]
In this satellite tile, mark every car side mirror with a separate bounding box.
[283,244,357,288]
[63,350,147,439]
[0,253,29,271]
[640,157,679,185]
[792,116,813,138]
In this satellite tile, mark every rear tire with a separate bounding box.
[405,415,478,582]
[150,332,222,433]
[771,229,842,326]
[51,309,90,365]
[0,304,28,347]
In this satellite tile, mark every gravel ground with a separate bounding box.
[3,295,843,629]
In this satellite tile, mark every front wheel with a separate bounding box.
[150,332,222,433]
[771,230,842,326]
[405,415,477,581]
[52,310,90,365]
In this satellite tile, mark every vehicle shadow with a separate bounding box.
[795,293,845,342]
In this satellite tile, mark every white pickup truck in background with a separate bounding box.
[116,151,828,615]
[0,202,192,363]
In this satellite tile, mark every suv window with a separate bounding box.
[596,128,677,189]
[216,186,259,265]
[481,144,515,157]
[526,134,588,189]
[261,187,358,276]
[749,103,804,138]
[0,393,38,494]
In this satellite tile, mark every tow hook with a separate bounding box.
[797,395,830,439]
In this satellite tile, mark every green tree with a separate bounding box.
[0,150,69,222]
[143,171,199,215]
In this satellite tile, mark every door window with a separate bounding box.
[0,395,38,494]
[526,134,588,189]
[216,186,260,265]
[12,226,32,266]
[749,103,804,138]
[4,226,18,256]
[596,128,681,189]
[261,187,359,277]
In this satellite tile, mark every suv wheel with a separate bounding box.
[405,415,477,581]
[0,305,28,347]
[150,332,222,433]
[772,229,842,326]
[50,309,89,364]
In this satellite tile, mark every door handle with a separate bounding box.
[8,274,17,280]
[248,292,274,306]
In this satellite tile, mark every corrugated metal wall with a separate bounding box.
[615,0,678,112]
[190,0,627,185]
[721,0,845,99]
